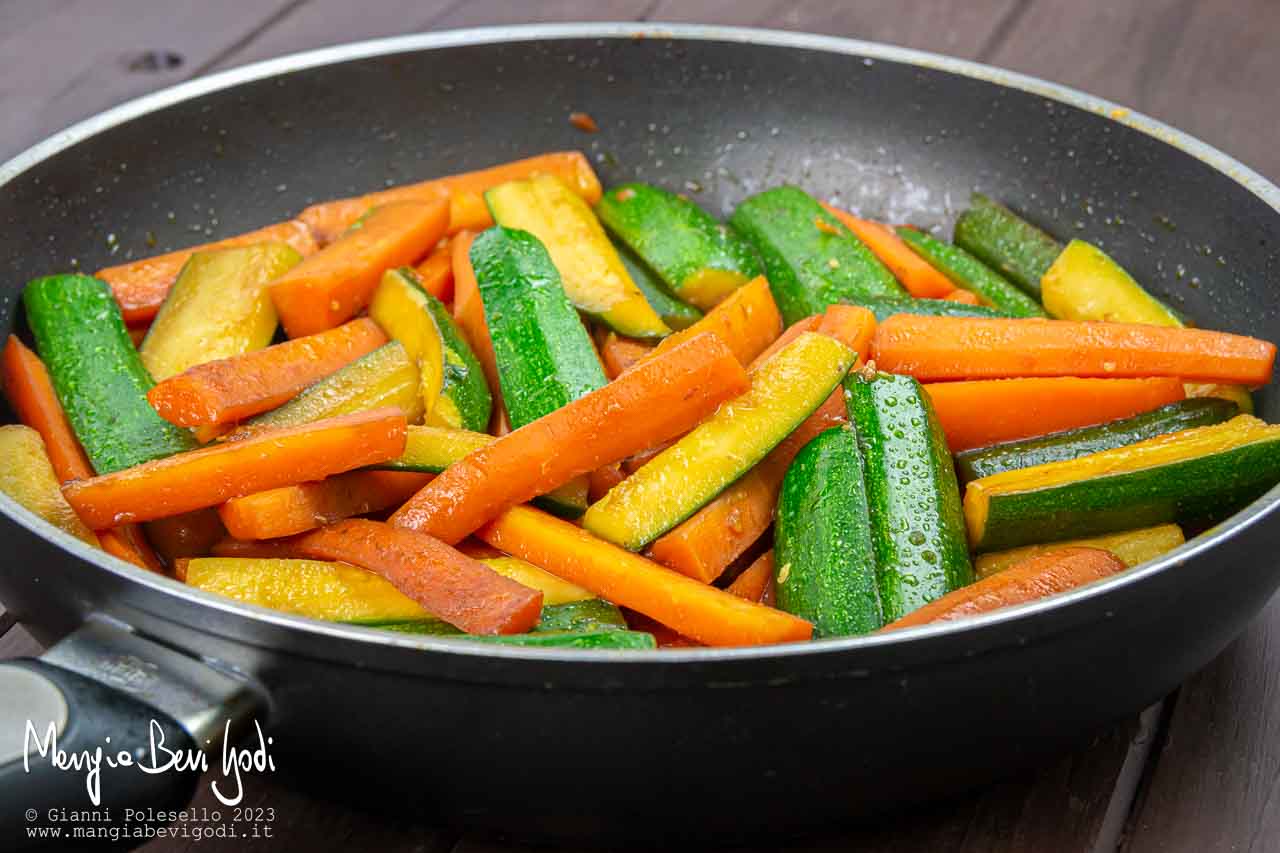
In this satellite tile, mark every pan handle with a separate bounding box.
[0,620,262,849]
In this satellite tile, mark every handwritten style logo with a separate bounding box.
[23,718,276,806]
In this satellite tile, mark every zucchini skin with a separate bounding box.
[23,274,197,473]
[729,186,905,324]
[846,372,972,621]
[855,296,1013,322]
[953,193,1063,298]
[364,598,629,636]
[955,398,1240,485]
[405,270,494,432]
[597,183,762,309]
[471,227,607,429]
[612,238,703,330]
[895,228,1047,318]
[775,426,883,637]
[972,434,1280,552]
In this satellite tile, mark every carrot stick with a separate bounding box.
[270,199,449,338]
[414,239,454,302]
[63,408,407,528]
[945,288,982,305]
[298,151,602,244]
[479,506,811,646]
[727,550,775,603]
[219,470,432,540]
[880,547,1126,630]
[450,231,504,403]
[145,509,227,564]
[598,332,654,379]
[648,390,847,582]
[128,326,148,347]
[822,205,955,299]
[3,336,96,482]
[814,304,877,363]
[644,276,782,367]
[293,518,542,634]
[2,336,163,571]
[872,315,1277,385]
[924,377,1187,452]
[589,463,626,502]
[147,318,388,427]
[211,537,303,560]
[748,315,823,368]
[391,333,749,544]
[96,220,318,326]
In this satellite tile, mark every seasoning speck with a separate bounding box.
[777,562,792,585]
[569,112,599,133]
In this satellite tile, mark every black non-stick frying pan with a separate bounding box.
[1,23,1279,847]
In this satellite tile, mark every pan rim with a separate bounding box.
[3,21,1278,667]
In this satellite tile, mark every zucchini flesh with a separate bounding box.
[729,186,905,325]
[775,426,882,637]
[471,227,607,429]
[245,341,423,430]
[371,268,492,432]
[953,193,1063,297]
[0,425,99,545]
[1041,239,1182,325]
[895,227,1046,318]
[974,524,1184,579]
[23,274,197,473]
[955,398,1240,484]
[140,243,298,381]
[582,332,856,550]
[854,296,1013,322]
[613,237,703,330]
[846,371,972,621]
[596,182,762,310]
[965,415,1280,551]
[485,176,670,338]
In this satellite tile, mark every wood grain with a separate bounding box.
[0,0,301,162]
[984,0,1280,180]
[1124,595,1280,853]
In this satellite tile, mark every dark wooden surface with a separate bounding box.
[3,2,1279,850]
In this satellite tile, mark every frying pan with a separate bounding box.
[1,23,1279,847]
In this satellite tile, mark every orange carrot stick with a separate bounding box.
[2,336,163,571]
[211,537,303,560]
[270,199,449,338]
[814,304,877,363]
[391,333,749,544]
[822,205,955,299]
[450,231,504,404]
[945,288,982,305]
[299,151,602,244]
[727,550,775,603]
[3,336,96,483]
[598,332,654,379]
[479,506,810,646]
[880,547,1126,630]
[96,220,318,326]
[414,239,454,301]
[145,509,227,564]
[63,408,407,528]
[294,518,542,635]
[588,463,626,502]
[219,470,432,540]
[872,315,1277,385]
[648,390,847,582]
[645,276,782,367]
[748,315,823,368]
[147,318,388,427]
[924,377,1187,452]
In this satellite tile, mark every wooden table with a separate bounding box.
[3,2,1278,850]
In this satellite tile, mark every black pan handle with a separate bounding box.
[0,620,262,849]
